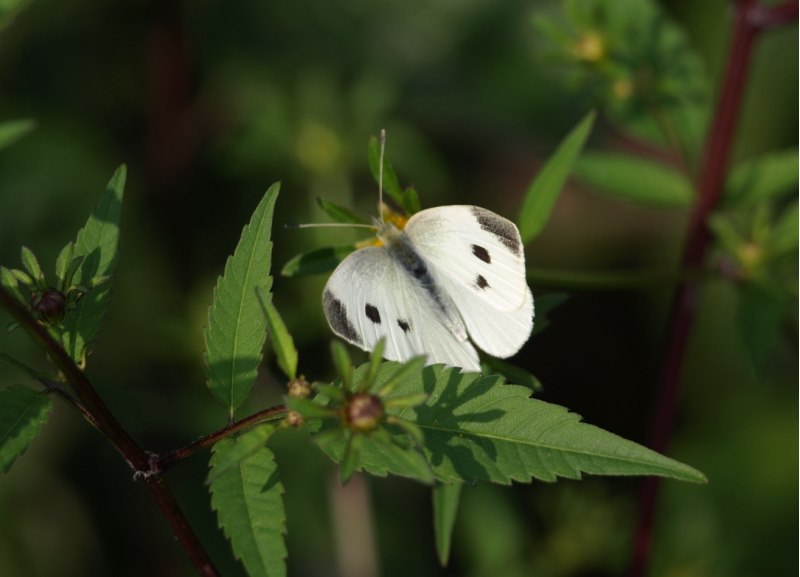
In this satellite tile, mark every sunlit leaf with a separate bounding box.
[574,152,693,207]
[257,287,298,380]
[209,431,286,577]
[205,184,279,418]
[518,111,595,243]
[725,149,799,207]
[317,362,706,485]
[433,481,462,566]
[57,165,126,364]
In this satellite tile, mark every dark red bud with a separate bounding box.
[31,289,66,325]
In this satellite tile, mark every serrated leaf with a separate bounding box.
[481,357,542,393]
[368,135,405,210]
[317,363,706,485]
[256,287,298,380]
[432,481,462,566]
[209,432,286,577]
[518,111,595,244]
[315,197,370,225]
[315,424,435,484]
[280,245,356,277]
[0,385,53,473]
[574,152,693,207]
[206,424,275,483]
[57,165,126,364]
[0,119,34,151]
[725,149,799,206]
[204,184,279,418]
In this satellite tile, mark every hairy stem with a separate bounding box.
[0,286,221,577]
[628,1,797,575]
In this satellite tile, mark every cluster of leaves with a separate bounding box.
[535,0,797,369]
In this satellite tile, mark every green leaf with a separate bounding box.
[481,357,542,393]
[330,340,354,391]
[518,111,595,244]
[209,432,287,577]
[432,481,462,566]
[402,186,421,215]
[708,213,745,254]
[0,119,34,152]
[736,283,786,369]
[725,149,799,206]
[280,245,356,277]
[57,165,126,364]
[205,184,279,418]
[256,287,298,380]
[315,197,370,225]
[315,424,435,484]
[54,242,75,289]
[765,201,798,257]
[339,431,362,484]
[0,385,53,473]
[368,135,405,210]
[318,363,706,485]
[0,266,25,303]
[574,152,693,207]
[206,424,276,483]
[20,246,45,288]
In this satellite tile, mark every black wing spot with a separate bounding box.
[398,319,411,333]
[476,275,490,290]
[471,244,491,263]
[365,304,381,324]
[323,290,362,345]
[470,206,522,256]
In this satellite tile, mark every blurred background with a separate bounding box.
[0,0,796,576]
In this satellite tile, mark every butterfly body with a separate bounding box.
[323,205,533,372]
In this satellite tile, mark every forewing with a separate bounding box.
[323,247,480,371]
[405,205,534,358]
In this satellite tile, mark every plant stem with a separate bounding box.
[628,1,797,575]
[0,286,221,577]
[158,404,287,472]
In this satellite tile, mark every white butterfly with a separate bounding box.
[322,203,534,372]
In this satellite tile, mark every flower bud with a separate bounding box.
[32,289,67,325]
[287,377,312,399]
[345,393,384,433]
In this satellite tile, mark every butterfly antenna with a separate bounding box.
[378,128,386,223]
[285,222,377,230]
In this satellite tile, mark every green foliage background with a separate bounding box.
[0,1,796,577]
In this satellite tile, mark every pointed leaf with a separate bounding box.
[209,432,286,577]
[256,287,298,380]
[432,481,462,566]
[0,119,34,152]
[54,242,75,289]
[318,363,706,485]
[725,149,798,206]
[57,165,126,364]
[20,246,45,288]
[280,245,356,277]
[574,152,693,207]
[0,385,53,473]
[204,184,279,417]
[518,111,595,243]
[0,267,25,303]
[315,197,370,225]
[330,340,353,391]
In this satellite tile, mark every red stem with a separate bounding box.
[628,1,796,575]
[0,287,221,577]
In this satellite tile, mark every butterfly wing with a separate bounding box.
[323,246,481,371]
[404,205,534,358]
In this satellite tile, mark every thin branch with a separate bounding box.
[0,286,221,577]
[158,404,288,472]
[627,1,795,575]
